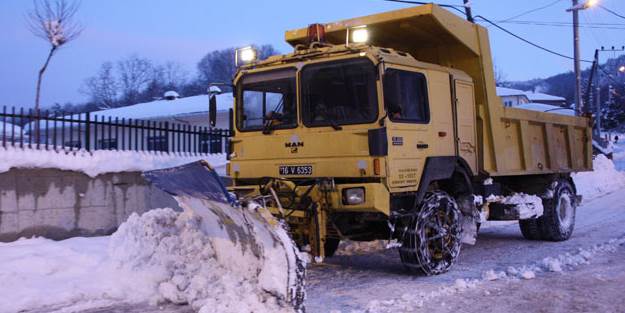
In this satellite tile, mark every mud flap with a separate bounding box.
[143,161,305,311]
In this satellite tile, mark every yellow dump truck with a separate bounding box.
[210,4,592,275]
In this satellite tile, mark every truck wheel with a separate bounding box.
[399,191,462,275]
[519,219,542,240]
[540,179,577,241]
[324,238,340,257]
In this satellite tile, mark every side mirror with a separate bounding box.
[209,95,217,128]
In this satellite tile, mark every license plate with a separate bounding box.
[279,165,313,176]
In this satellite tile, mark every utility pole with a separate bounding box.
[572,0,583,115]
[463,0,474,23]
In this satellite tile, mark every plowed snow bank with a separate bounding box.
[573,154,625,200]
[0,208,302,313]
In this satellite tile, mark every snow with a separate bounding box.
[360,234,625,313]
[164,90,180,99]
[0,205,302,313]
[496,87,526,97]
[0,122,23,135]
[495,87,565,103]
[27,93,233,131]
[573,154,625,200]
[515,103,575,116]
[486,193,544,219]
[525,91,566,102]
[45,20,65,47]
[0,146,227,177]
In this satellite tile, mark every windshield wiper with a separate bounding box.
[318,111,342,131]
[262,111,283,135]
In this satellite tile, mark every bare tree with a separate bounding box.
[82,62,118,109]
[27,0,83,111]
[117,55,154,104]
[159,61,188,90]
[197,44,279,90]
[494,63,508,86]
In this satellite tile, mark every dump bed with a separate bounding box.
[286,4,592,176]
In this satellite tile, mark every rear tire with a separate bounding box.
[399,191,462,275]
[540,179,576,241]
[519,219,542,240]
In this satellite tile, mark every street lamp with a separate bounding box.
[619,65,625,73]
[567,0,599,116]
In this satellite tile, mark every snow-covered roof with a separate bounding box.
[92,93,233,120]
[525,92,566,102]
[516,103,575,116]
[496,87,566,102]
[26,93,234,131]
[496,87,526,97]
[0,122,24,136]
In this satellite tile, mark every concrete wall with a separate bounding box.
[0,168,180,242]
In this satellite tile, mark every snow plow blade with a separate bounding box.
[143,160,305,312]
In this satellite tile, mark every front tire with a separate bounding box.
[324,238,340,257]
[399,191,462,275]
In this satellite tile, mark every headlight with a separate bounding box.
[351,27,369,43]
[343,187,365,205]
[235,46,257,66]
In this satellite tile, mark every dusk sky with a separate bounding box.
[1,0,624,109]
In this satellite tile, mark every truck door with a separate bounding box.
[383,67,431,189]
[453,80,478,174]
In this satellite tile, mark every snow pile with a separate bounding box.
[0,206,303,313]
[0,146,227,177]
[108,207,300,313]
[0,236,126,313]
[486,193,544,219]
[573,154,625,200]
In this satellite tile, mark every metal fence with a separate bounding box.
[0,106,231,155]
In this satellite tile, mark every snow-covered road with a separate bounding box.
[3,152,624,313]
[305,188,625,312]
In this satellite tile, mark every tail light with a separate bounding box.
[307,23,326,44]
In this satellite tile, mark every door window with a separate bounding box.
[383,69,430,123]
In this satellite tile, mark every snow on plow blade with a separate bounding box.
[143,160,305,312]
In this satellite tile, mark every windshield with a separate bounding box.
[301,58,378,127]
[237,68,297,131]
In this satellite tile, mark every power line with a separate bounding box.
[475,15,593,63]
[499,20,625,30]
[599,4,625,20]
[500,0,564,22]
[383,0,467,15]
[382,1,596,64]
[500,20,625,26]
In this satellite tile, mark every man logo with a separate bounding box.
[285,141,304,153]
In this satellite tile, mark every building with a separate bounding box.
[496,87,530,107]
[496,87,574,116]
[27,92,233,153]
[525,91,567,107]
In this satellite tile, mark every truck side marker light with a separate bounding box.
[438,131,447,137]
[374,159,381,175]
